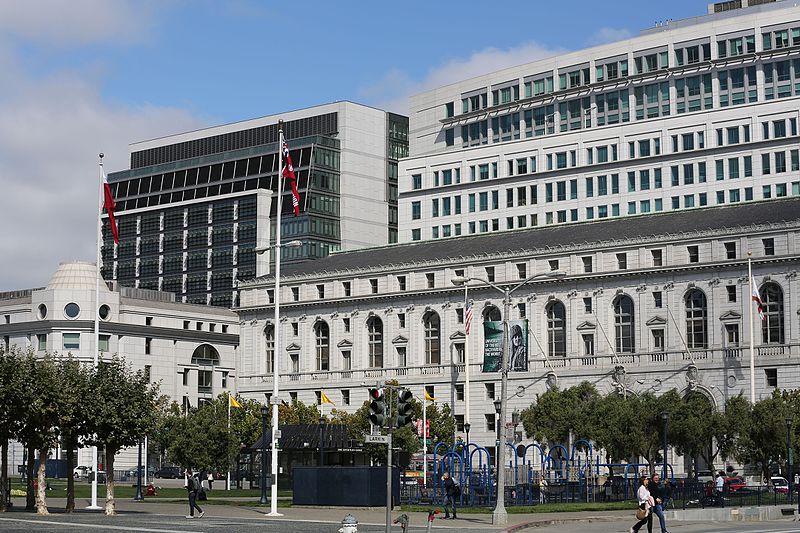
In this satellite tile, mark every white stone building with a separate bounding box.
[235,197,800,474]
[399,0,800,243]
[0,261,239,472]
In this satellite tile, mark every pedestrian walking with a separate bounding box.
[207,472,214,491]
[649,473,669,533]
[715,471,725,506]
[185,468,204,519]
[630,475,654,533]
[442,472,458,520]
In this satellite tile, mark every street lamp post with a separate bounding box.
[661,412,669,480]
[786,416,793,500]
[493,398,502,496]
[464,422,471,446]
[260,404,269,505]
[452,269,565,525]
[134,438,144,501]
[254,237,302,516]
[319,416,325,467]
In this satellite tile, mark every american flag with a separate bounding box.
[464,299,474,335]
[751,276,764,320]
[282,142,300,216]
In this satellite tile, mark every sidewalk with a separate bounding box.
[9,496,632,531]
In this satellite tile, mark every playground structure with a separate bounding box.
[400,439,675,507]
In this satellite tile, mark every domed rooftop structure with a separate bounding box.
[46,261,111,292]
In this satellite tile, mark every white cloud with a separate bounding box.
[0,49,206,291]
[587,27,633,46]
[362,42,564,115]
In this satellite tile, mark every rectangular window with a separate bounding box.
[63,333,80,351]
[651,249,663,266]
[763,238,775,256]
[37,334,47,351]
[724,241,736,259]
[485,382,495,400]
[582,256,593,273]
[616,253,627,270]
[765,368,778,387]
[726,285,737,303]
[653,291,663,308]
[583,297,593,313]
[426,273,435,289]
[688,245,699,263]
[370,278,378,293]
[485,266,495,282]
[516,263,527,279]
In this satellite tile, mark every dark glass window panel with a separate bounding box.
[246,178,259,190]
[221,162,234,181]
[160,193,171,204]
[207,184,220,196]
[136,196,149,209]
[258,177,270,189]
[148,195,160,206]
[232,180,245,192]
[210,164,222,182]
[234,159,248,178]
[139,176,151,194]
[186,168,198,186]
[219,182,232,195]
[116,181,128,197]
[163,172,175,190]
[195,187,207,199]
[173,170,185,188]
[150,174,162,193]
[246,157,261,176]
[298,147,311,167]
[197,166,209,184]
[263,153,276,172]
[172,191,185,202]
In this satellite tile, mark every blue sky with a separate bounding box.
[0,0,705,290]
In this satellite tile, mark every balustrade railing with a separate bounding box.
[237,344,800,390]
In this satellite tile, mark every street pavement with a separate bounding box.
[1,498,798,532]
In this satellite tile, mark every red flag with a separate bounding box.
[103,172,119,244]
[282,142,300,216]
[751,276,764,321]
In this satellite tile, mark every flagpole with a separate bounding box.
[464,285,471,443]
[227,392,231,491]
[423,385,427,488]
[268,124,286,517]
[86,154,105,511]
[748,252,756,404]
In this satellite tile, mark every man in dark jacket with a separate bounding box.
[442,472,458,520]
[185,468,204,519]
[650,473,668,533]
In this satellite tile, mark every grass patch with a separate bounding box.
[400,501,633,514]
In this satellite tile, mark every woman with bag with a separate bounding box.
[630,475,654,533]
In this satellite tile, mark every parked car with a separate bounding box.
[770,476,789,494]
[88,470,107,483]
[125,466,155,478]
[725,476,746,492]
[696,470,714,483]
[73,465,89,479]
[154,466,182,479]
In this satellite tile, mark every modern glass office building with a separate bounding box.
[399,0,800,242]
[105,102,408,307]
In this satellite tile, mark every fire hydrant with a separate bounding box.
[338,513,358,533]
[426,508,439,533]
[393,513,409,532]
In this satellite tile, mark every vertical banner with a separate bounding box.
[483,320,529,372]
[482,321,503,372]
[508,319,529,372]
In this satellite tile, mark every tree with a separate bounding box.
[521,382,600,445]
[0,347,25,513]
[84,356,159,515]
[53,357,92,513]
[732,391,787,482]
[13,354,62,514]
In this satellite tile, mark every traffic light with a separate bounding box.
[396,389,414,429]
[368,388,386,427]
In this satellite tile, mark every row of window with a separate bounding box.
[443,59,800,149]
[267,281,788,374]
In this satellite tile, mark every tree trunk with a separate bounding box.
[35,447,48,515]
[64,441,75,513]
[104,446,116,516]
[25,448,34,511]
[0,439,7,512]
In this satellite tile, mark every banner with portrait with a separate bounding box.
[482,319,529,372]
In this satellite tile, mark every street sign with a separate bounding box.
[366,434,389,444]
[274,429,282,440]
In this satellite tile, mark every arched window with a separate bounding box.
[264,325,274,374]
[423,311,441,365]
[685,289,708,349]
[545,300,567,357]
[367,316,384,368]
[314,321,330,371]
[192,344,220,366]
[482,305,502,322]
[761,282,784,344]
[614,295,635,353]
